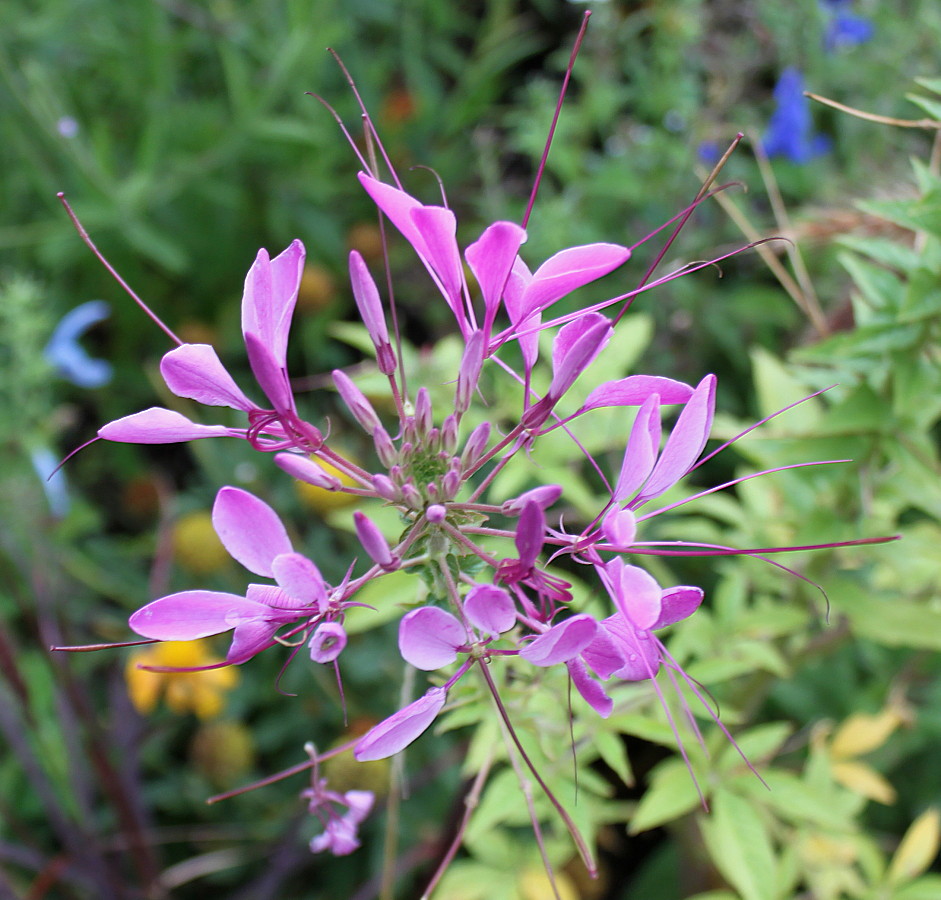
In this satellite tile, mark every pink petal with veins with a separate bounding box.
[411,205,464,321]
[354,687,448,761]
[519,614,598,667]
[464,585,516,638]
[567,658,613,718]
[605,559,662,631]
[633,374,716,505]
[614,395,661,502]
[244,332,294,415]
[581,375,693,414]
[653,586,704,629]
[357,173,428,258]
[98,408,234,443]
[466,221,527,336]
[240,240,305,370]
[129,590,270,640]
[212,487,292,577]
[271,552,327,609]
[519,242,631,319]
[160,344,256,411]
[398,607,466,670]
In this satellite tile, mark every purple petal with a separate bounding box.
[240,240,305,372]
[603,614,662,681]
[567,658,613,718]
[309,622,347,663]
[245,583,299,610]
[411,205,465,323]
[615,395,661,501]
[354,687,448,761]
[514,501,546,570]
[519,614,599,667]
[271,552,326,608]
[519,243,631,319]
[548,313,612,399]
[465,221,527,336]
[464,585,516,638]
[634,374,716,505]
[604,559,662,631]
[160,344,256,411]
[581,375,693,414]
[653,586,704,629]
[357,173,428,258]
[98,407,234,443]
[333,369,381,432]
[580,624,627,680]
[244,332,294,415]
[398,607,466,670]
[353,511,396,570]
[601,508,637,547]
[129,590,270,640]
[227,619,282,663]
[502,257,540,371]
[212,487,292,577]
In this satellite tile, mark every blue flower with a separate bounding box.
[44,300,113,388]
[821,1,874,51]
[761,68,831,164]
[30,444,70,517]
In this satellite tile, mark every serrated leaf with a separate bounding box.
[700,790,778,900]
[629,758,703,833]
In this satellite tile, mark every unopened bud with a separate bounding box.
[414,388,433,435]
[275,453,341,490]
[461,422,491,469]
[373,426,398,468]
[372,474,400,502]
[441,415,458,454]
[426,504,447,524]
[333,369,381,433]
[353,511,398,571]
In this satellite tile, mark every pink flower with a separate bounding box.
[99,241,323,453]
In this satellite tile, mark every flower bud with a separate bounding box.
[461,422,490,469]
[373,426,398,468]
[333,369,381,433]
[275,453,341,490]
[353,511,398,571]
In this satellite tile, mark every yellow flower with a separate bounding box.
[172,510,230,575]
[125,640,238,719]
[295,458,361,513]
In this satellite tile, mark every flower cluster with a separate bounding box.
[78,68,875,873]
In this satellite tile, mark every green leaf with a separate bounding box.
[700,789,779,900]
[593,729,633,786]
[893,875,941,900]
[629,757,704,833]
[717,723,792,773]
